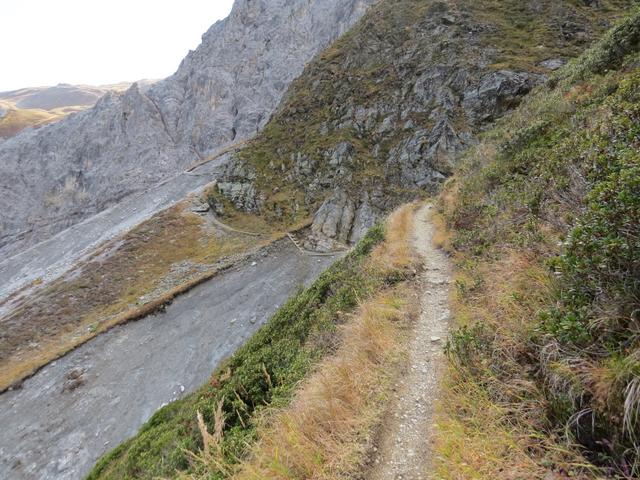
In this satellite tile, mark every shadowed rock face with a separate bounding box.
[0,0,376,258]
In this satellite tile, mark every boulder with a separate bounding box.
[462,70,546,125]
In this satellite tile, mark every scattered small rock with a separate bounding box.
[441,14,456,25]
[539,58,565,71]
[62,367,86,392]
[190,198,210,213]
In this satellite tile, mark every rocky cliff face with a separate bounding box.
[0,0,375,258]
[209,0,630,250]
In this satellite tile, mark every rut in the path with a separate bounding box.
[369,203,452,480]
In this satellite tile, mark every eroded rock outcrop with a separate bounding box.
[209,0,625,248]
[0,0,376,258]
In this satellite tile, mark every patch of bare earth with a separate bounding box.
[368,203,452,480]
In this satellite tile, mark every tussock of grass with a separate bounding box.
[369,203,417,273]
[434,370,548,480]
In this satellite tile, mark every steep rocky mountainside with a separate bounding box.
[210,0,633,250]
[87,1,637,479]
[0,0,375,258]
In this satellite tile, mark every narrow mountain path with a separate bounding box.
[369,203,452,479]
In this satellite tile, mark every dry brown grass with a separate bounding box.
[232,288,411,480]
[368,203,418,273]
[458,252,552,340]
[0,203,268,392]
[0,107,68,139]
[434,369,550,480]
[177,205,421,479]
[430,207,454,254]
[431,211,600,478]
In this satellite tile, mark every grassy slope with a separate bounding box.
[88,220,417,479]
[435,9,640,478]
[0,107,63,139]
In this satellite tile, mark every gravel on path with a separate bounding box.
[368,203,452,480]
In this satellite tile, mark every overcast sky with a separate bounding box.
[0,0,235,92]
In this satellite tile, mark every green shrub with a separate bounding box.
[443,10,640,476]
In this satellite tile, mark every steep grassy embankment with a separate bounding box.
[88,209,419,479]
[435,9,640,478]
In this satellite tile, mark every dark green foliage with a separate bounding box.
[545,72,640,346]
[559,7,640,83]
[444,10,640,476]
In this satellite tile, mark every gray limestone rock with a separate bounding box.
[307,189,380,250]
[462,70,546,125]
[539,58,566,71]
[385,128,452,192]
[217,182,261,213]
[308,189,355,250]
[293,153,316,177]
[0,0,376,258]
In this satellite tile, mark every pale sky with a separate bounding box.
[0,0,235,92]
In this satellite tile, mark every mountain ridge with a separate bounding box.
[0,0,376,259]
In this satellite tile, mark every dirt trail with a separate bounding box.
[369,203,451,480]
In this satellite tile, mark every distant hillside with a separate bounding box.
[0,105,62,140]
[0,82,155,140]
